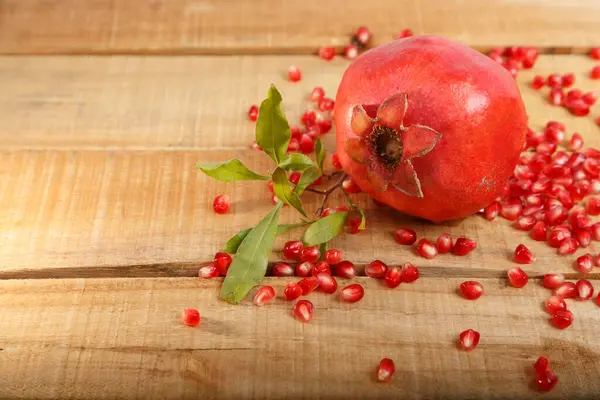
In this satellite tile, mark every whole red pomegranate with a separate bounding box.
[334,35,527,222]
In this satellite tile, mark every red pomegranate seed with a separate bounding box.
[318,97,335,112]
[340,283,365,303]
[534,356,550,375]
[555,282,577,299]
[561,73,575,87]
[284,283,303,301]
[591,66,600,79]
[576,279,594,300]
[312,261,331,276]
[199,263,219,278]
[181,308,201,327]
[436,233,453,253]
[384,266,402,288]
[483,202,500,220]
[376,358,396,382]
[214,252,233,276]
[460,281,483,300]
[301,245,321,263]
[335,260,357,279]
[287,138,300,152]
[283,241,303,261]
[452,238,477,256]
[393,227,417,245]
[254,286,276,306]
[213,194,230,214]
[318,47,335,61]
[296,262,313,277]
[342,177,361,193]
[551,309,573,329]
[349,216,366,234]
[400,263,420,283]
[417,238,438,259]
[500,203,523,221]
[514,244,536,264]
[531,75,545,89]
[299,134,315,154]
[592,222,600,241]
[309,87,325,102]
[293,300,314,322]
[548,227,571,247]
[575,230,592,248]
[596,292,600,306]
[396,28,414,38]
[298,277,320,295]
[316,272,338,294]
[355,26,371,45]
[331,154,342,170]
[507,267,528,288]
[543,274,565,289]
[582,91,597,106]
[515,216,536,231]
[545,206,569,226]
[536,370,559,392]
[288,65,302,82]
[248,105,258,122]
[558,238,579,255]
[567,100,591,117]
[587,197,600,215]
[545,296,567,314]
[344,45,358,60]
[531,221,547,241]
[549,88,564,106]
[546,74,562,88]
[324,249,342,265]
[458,329,480,351]
[365,260,388,279]
[589,47,600,59]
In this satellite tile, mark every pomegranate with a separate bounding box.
[334,36,527,221]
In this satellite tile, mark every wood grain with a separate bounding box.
[1,0,600,55]
[0,277,598,399]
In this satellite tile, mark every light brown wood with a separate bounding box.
[0,277,598,399]
[1,0,600,55]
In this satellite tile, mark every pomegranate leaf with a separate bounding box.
[221,202,283,304]
[278,153,315,171]
[196,159,269,182]
[272,168,307,217]
[314,138,325,171]
[302,211,349,246]
[256,85,291,164]
[295,166,322,195]
[223,222,310,253]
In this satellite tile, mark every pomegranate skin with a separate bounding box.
[334,36,527,222]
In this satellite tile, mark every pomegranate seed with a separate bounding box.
[531,75,545,89]
[555,282,577,299]
[582,91,597,106]
[298,277,320,295]
[272,262,294,277]
[299,134,315,154]
[536,370,559,392]
[561,73,575,88]
[181,308,201,327]
[417,238,438,259]
[460,281,483,300]
[324,249,342,265]
[199,263,219,278]
[311,261,331,276]
[349,216,366,234]
[522,47,539,68]
[436,233,453,253]
[296,262,313,277]
[340,283,365,303]
[507,267,528,288]
[458,329,480,351]
[546,74,562,88]
[331,154,342,170]
[596,292,600,306]
[284,283,303,301]
[575,230,592,248]
[342,177,361,193]
[344,45,358,60]
[576,279,594,300]
[288,65,302,82]
[558,238,579,255]
[500,203,522,221]
[483,202,500,220]
[355,26,371,45]
[534,356,551,375]
[591,66,600,79]
[515,216,536,231]
[551,309,573,329]
[592,223,600,241]
[248,105,258,122]
[212,194,230,214]
[393,227,417,245]
[287,138,300,152]
[400,263,420,283]
[293,300,314,322]
[335,261,357,279]
[548,227,571,247]
[514,244,536,264]
[396,28,414,38]
[549,88,564,106]
[531,221,547,241]
[254,286,276,306]
[283,241,303,261]
[301,245,321,263]
[376,358,395,382]
[213,252,233,276]
[267,180,275,194]
[316,272,338,294]
[365,260,388,279]
[545,206,569,226]
[318,47,335,61]
[384,266,402,288]
[318,97,335,112]
[309,87,325,102]
[543,274,565,289]
[587,197,600,216]
[452,238,477,256]
[545,296,567,314]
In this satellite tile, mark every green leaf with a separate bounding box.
[272,168,307,217]
[295,166,322,195]
[197,159,269,182]
[302,211,349,246]
[222,222,310,253]
[221,203,283,304]
[278,153,315,171]
[277,221,311,235]
[314,138,325,172]
[256,85,291,164]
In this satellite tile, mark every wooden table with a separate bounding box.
[1,1,600,398]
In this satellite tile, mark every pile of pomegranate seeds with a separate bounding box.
[534,356,558,392]
[181,308,201,327]
[212,194,230,214]
[487,46,539,78]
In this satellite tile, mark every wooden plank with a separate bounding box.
[0,277,598,399]
[0,55,598,150]
[1,148,600,277]
[1,0,599,55]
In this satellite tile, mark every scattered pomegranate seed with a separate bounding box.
[592,222,600,240]
[384,266,402,288]
[554,282,577,299]
[288,65,302,82]
[549,88,564,106]
[575,254,594,273]
[531,75,545,90]
[318,47,335,61]
[335,261,357,279]
[543,273,564,289]
[548,227,571,247]
[349,216,366,234]
[311,261,331,276]
[544,296,567,314]
[582,91,597,106]
[301,245,321,263]
[298,277,320,295]
[452,237,477,256]
[483,202,500,220]
[324,249,342,265]
[500,202,522,221]
[213,252,232,275]
[344,45,358,60]
[199,263,219,278]
[395,28,413,39]
[316,272,338,294]
[515,216,536,231]
[436,233,453,253]
[376,358,396,382]
[254,286,276,306]
[272,262,294,277]
[507,267,528,288]
[569,133,584,150]
[299,134,315,154]
[576,279,594,300]
[331,154,342,170]
[318,97,335,112]
[591,48,600,60]
[181,308,201,327]
[531,221,547,241]
[536,370,559,392]
[514,244,536,264]
[460,281,483,300]
[596,292,600,307]
[416,238,438,259]
[248,105,258,122]
[284,283,303,301]
[591,66,600,80]
[296,262,314,277]
[340,283,365,303]
[561,73,575,88]
[546,74,562,88]
[283,241,303,261]
[576,230,593,248]
[551,309,574,329]
[558,238,579,255]
[393,227,417,245]
[309,87,325,102]
[534,356,550,375]
[355,26,371,46]
[342,177,361,193]
[365,260,388,279]
[293,300,314,322]
[400,263,420,283]
[458,329,480,351]
[212,194,230,214]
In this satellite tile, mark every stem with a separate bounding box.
[305,173,347,216]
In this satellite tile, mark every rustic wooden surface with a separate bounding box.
[1,0,600,398]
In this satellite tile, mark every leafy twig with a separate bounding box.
[305,173,348,216]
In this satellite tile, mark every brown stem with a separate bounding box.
[305,173,347,216]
